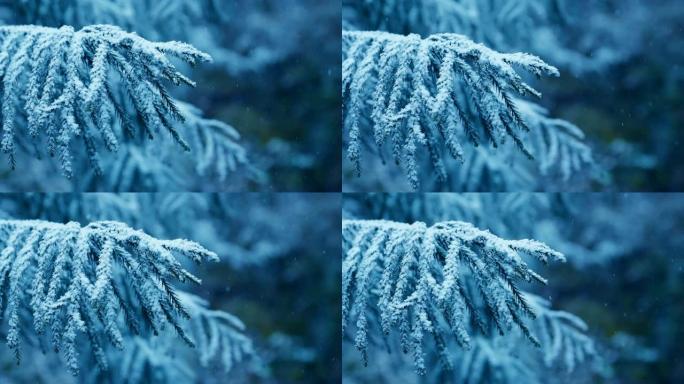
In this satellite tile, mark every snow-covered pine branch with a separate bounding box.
[526,294,596,372]
[0,24,211,177]
[175,102,248,182]
[179,292,254,372]
[518,101,592,181]
[444,103,591,191]
[343,31,559,189]
[342,219,565,374]
[0,219,226,375]
[83,103,250,191]
[449,294,596,383]
[100,292,255,383]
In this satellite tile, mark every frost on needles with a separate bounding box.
[0,219,252,376]
[343,31,561,189]
[0,24,211,177]
[342,219,567,375]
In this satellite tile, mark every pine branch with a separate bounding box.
[342,30,559,189]
[0,24,211,178]
[449,295,597,383]
[180,292,254,372]
[447,99,593,190]
[79,103,250,191]
[0,219,219,375]
[92,145,187,191]
[176,102,248,183]
[116,336,196,383]
[448,146,536,191]
[102,292,255,383]
[519,101,593,181]
[527,294,597,372]
[455,337,540,384]
[342,219,565,374]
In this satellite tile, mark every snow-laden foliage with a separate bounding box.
[0,292,256,384]
[0,24,211,177]
[0,219,253,376]
[343,193,553,239]
[526,294,596,372]
[449,292,597,384]
[343,31,560,189]
[343,0,596,191]
[179,292,253,372]
[94,292,254,384]
[2,193,318,269]
[78,103,250,191]
[518,101,591,181]
[0,193,343,382]
[176,103,247,182]
[343,0,629,77]
[452,336,539,384]
[342,194,684,382]
[345,192,684,270]
[342,219,566,374]
[3,0,325,76]
[446,290,598,383]
[0,1,338,191]
[439,103,591,191]
[343,293,599,384]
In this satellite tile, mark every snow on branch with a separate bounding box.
[0,219,218,375]
[180,292,255,372]
[177,102,248,182]
[343,30,559,189]
[89,102,251,191]
[453,294,598,382]
[108,292,255,382]
[520,101,592,181]
[0,24,211,177]
[526,294,596,372]
[342,219,565,374]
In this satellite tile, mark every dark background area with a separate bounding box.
[537,0,684,190]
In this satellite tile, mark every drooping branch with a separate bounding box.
[342,219,565,374]
[343,31,559,189]
[0,219,219,375]
[0,24,211,177]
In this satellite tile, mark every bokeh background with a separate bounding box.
[537,0,684,190]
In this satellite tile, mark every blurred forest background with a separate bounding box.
[0,193,341,383]
[0,0,340,191]
[534,0,683,190]
[343,193,684,383]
